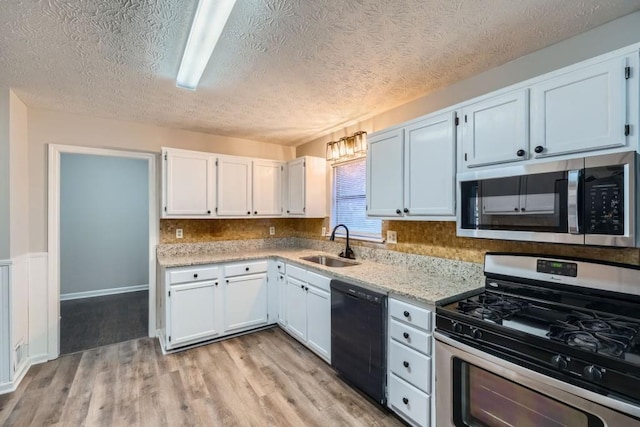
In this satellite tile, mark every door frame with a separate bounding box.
[47,144,158,360]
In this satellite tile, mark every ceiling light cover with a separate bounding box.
[176,0,237,90]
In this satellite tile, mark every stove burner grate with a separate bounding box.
[548,312,639,358]
[456,294,529,323]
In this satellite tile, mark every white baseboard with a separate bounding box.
[60,284,149,301]
[0,353,47,395]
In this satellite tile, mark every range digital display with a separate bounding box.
[536,259,578,277]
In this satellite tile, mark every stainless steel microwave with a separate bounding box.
[457,152,638,247]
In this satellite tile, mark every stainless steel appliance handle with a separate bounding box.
[567,169,581,234]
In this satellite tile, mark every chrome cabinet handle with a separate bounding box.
[568,169,581,234]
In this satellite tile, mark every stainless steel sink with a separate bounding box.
[300,255,360,267]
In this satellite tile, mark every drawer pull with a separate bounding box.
[403,332,410,339]
[402,397,409,405]
[245,267,250,271]
[403,361,409,368]
[403,310,410,318]
[193,273,198,279]
[215,281,218,286]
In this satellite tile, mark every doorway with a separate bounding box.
[48,145,157,359]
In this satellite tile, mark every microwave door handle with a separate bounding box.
[567,169,581,234]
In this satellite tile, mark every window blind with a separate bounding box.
[333,158,381,238]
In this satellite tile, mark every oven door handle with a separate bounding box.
[567,169,581,235]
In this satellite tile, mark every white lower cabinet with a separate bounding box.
[387,297,434,427]
[282,265,331,363]
[223,273,268,334]
[160,260,269,351]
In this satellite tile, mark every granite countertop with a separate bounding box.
[157,247,483,306]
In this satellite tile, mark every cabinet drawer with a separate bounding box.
[306,270,330,292]
[389,318,432,356]
[225,261,268,277]
[287,264,307,282]
[388,373,430,427]
[275,261,286,274]
[389,340,431,393]
[168,265,219,285]
[389,299,432,331]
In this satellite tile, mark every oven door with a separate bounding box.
[435,333,640,427]
[457,158,585,245]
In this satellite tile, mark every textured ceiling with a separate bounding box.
[1,1,640,146]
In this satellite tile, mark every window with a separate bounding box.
[332,158,382,241]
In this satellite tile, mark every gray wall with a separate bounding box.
[0,88,9,260]
[60,153,149,296]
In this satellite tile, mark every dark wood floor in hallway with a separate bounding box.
[0,328,405,426]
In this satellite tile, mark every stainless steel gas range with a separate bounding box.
[435,253,640,426]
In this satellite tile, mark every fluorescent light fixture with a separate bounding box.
[176,0,237,90]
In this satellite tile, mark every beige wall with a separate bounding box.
[9,91,29,258]
[296,11,640,156]
[27,108,296,252]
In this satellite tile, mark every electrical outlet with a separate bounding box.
[387,230,397,244]
[269,226,275,236]
[176,229,183,239]
[321,227,326,237]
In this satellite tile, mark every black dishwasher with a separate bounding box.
[330,279,387,405]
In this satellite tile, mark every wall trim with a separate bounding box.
[48,144,158,360]
[60,284,149,301]
[0,354,49,395]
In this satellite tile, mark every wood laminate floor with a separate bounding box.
[0,328,405,427]
[60,290,149,355]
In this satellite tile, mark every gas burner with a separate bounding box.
[548,312,639,358]
[457,293,529,323]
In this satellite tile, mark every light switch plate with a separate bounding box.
[269,226,276,236]
[176,229,183,239]
[387,230,397,244]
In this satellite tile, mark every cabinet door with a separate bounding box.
[253,160,283,216]
[168,281,218,347]
[404,112,456,216]
[462,89,529,168]
[164,150,214,216]
[285,276,307,342]
[306,285,331,362]
[531,57,628,157]
[287,158,305,215]
[217,156,252,216]
[223,273,268,333]
[277,272,287,327]
[367,128,404,217]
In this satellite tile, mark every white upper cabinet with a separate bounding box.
[286,156,326,217]
[367,112,457,220]
[461,89,529,168]
[531,57,629,158]
[252,160,284,216]
[404,112,456,217]
[217,156,252,216]
[367,128,404,217]
[163,148,215,217]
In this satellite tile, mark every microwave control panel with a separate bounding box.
[584,166,624,235]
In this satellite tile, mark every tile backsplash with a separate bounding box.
[160,219,640,265]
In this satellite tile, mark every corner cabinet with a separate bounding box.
[281,264,331,363]
[367,111,457,220]
[162,148,216,218]
[158,260,272,352]
[286,156,326,217]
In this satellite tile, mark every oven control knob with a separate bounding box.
[551,355,567,370]
[471,328,482,339]
[583,365,603,381]
[452,322,463,333]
